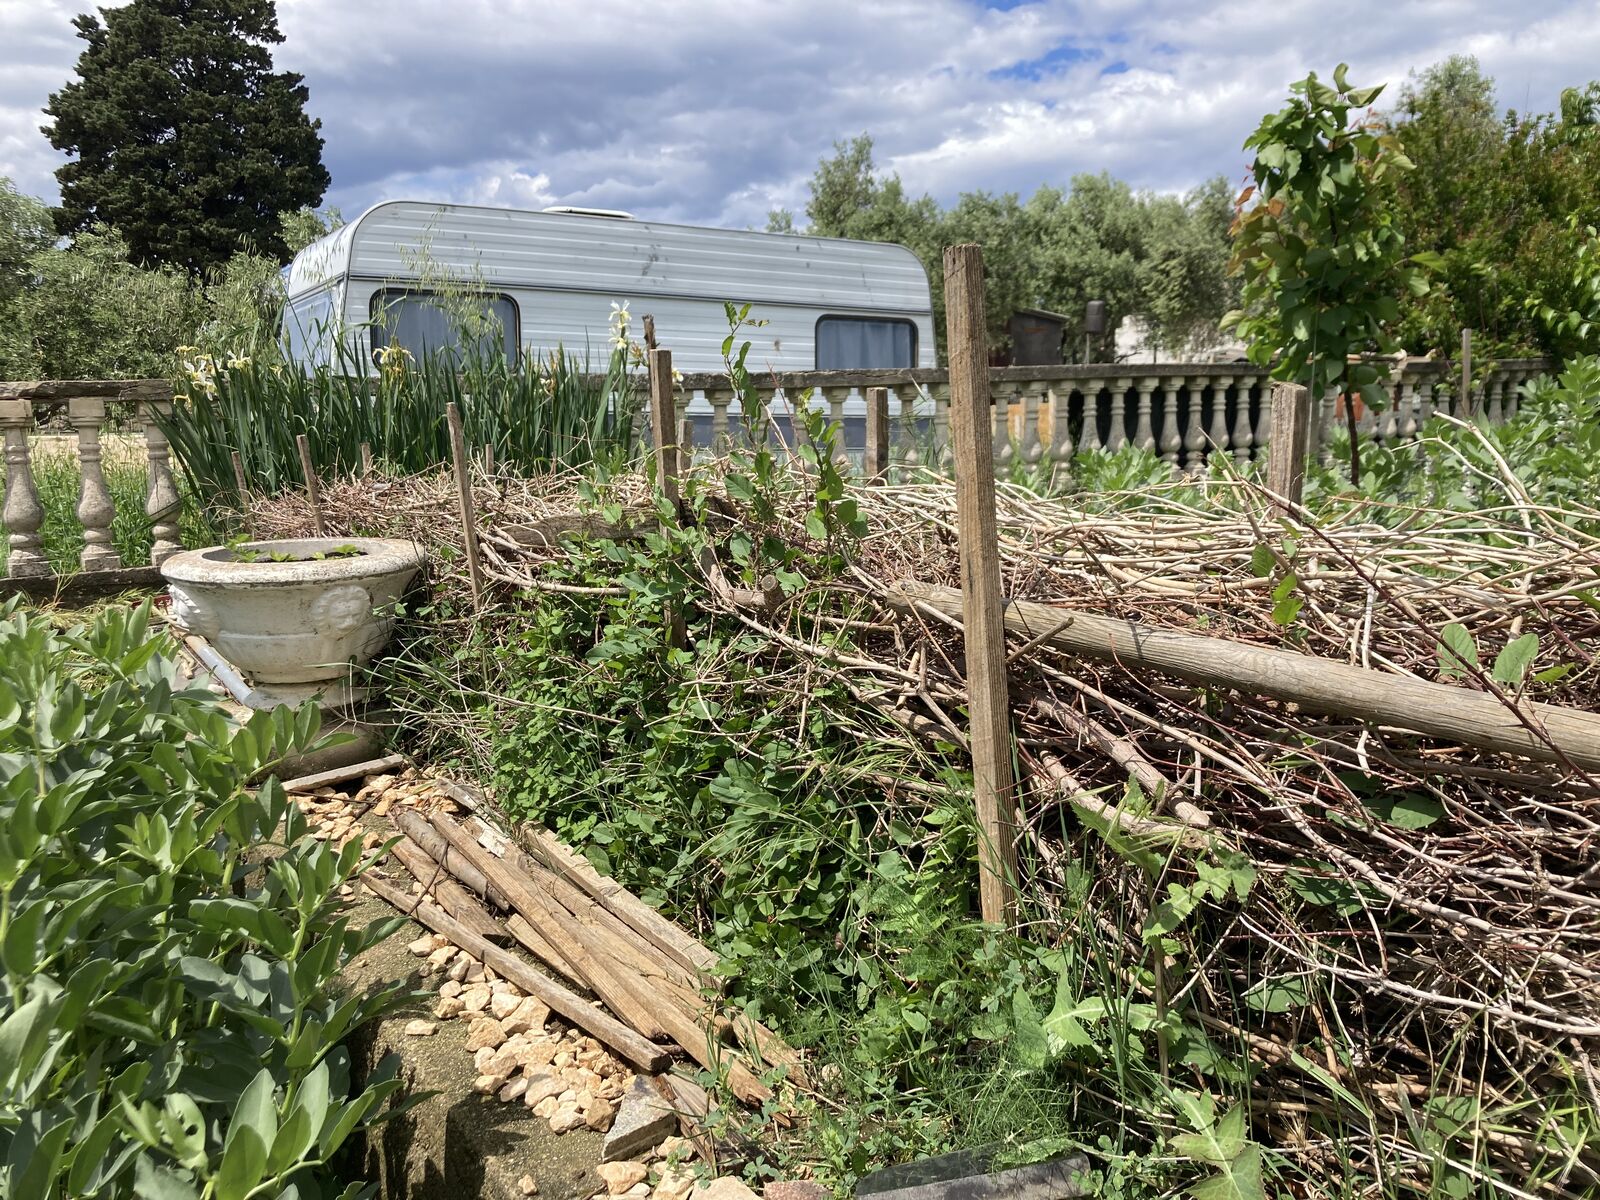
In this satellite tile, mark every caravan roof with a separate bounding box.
[285,200,933,316]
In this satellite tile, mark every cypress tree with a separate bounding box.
[43,0,330,273]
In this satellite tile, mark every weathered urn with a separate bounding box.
[161,537,424,706]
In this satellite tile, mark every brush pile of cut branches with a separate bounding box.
[252,458,1600,1195]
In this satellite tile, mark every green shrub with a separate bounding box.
[0,600,410,1197]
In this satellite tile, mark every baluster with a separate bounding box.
[1486,376,1505,424]
[1316,390,1337,467]
[141,395,182,565]
[1020,382,1045,469]
[1252,380,1273,456]
[678,414,694,476]
[1230,378,1254,464]
[1,400,48,577]
[1205,375,1232,464]
[1105,377,1130,452]
[1398,379,1418,440]
[1182,378,1207,473]
[708,388,732,449]
[992,384,1014,473]
[898,387,921,472]
[1415,378,1435,427]
[930,382,952,469]
[1379,380,1400,442]
[825,386,850,467]
[1076,380,1105,456]
[1048,383,1073,482]
[1158,380,1182,467]
[71,397,122,571]
[1133,377,1156,452]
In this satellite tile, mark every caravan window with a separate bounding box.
[815,316,916,370]
[369,288,519,364]
[282,287,336,369]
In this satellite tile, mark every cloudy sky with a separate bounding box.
[3,0,1599,229]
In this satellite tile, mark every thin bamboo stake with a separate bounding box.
[446,401,485,608]
[295,434,325,536]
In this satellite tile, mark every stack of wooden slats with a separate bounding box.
[363,802,806,1112]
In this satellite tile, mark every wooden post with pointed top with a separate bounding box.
[944,244,1018,928]
[648,348,685,647]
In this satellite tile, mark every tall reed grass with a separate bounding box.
[158,340,644,514]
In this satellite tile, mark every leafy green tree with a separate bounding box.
[1385,57,1600,358]
[0,177,55,306]
[43,0,330,274]
[1229,65,1430,485]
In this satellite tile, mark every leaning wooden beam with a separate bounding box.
[896,581,1600,773]
[394,809,509,906]
[360,872,672,1074]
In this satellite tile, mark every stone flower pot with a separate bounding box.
[161,537,425,706]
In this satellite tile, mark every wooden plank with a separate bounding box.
[896,581,1600,774]
[390,837,509,943]
[282,752,409,793]
[360,442,374,477]
[446,401,486,607]
[1460,328,1474,417]
[518,823,721,981]
[942,243,1019,928]
[1264,382,1311,511]
[360,872,672,1073]
[295,433,325,537]
[863,386,890,483]
[393,809,510,908]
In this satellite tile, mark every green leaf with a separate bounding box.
[1436,623,1478,679]
[1491,633,1539,687]
[1010,987,1050,1069]
[1243,973,1310,1014]
[1362,790,1444,831]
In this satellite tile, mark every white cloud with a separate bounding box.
[2,0,1597,229]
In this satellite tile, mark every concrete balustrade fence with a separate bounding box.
[0,358,1554,581]
[1,379,181,578]
[660,357,1553,475]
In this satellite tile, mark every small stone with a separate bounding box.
[463,985,493,1013]
[533,1095,560,1119]
[584,1095,616,1132]
[407,936,436,957]
[490,992,522,1021]
[691,1181,758,1200]
[491,979,517,996]
[519,1177,539,1197]
[654,1167,697,1200]
[503,997,551,1036]
[521,1038,558,1066]
[473,1072,509,1095]
[465,1017,506,1051]
[435,996,465,1020]
[499,1077,530,1103]
[485,1046,521,1078]
[447,955,473,983]
[463,961,486,983]
[764,1184,829,1200]
[403,1019,436,1037]
[598,1163,649,1195]
[428,946,458,970]
[654,1137,695,1163]
[522,1071,565,1108]
[549,1104,586,1134]
[626,1186,651,1199]
[439,980,463,999]
[603,1077,679,1162]
[554,1052,574,1069]
[474,1046,498,1072]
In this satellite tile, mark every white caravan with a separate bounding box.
[280,200,936,376]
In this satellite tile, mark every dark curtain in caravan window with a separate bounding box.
[369,289,519,364]
[815,317,916,370]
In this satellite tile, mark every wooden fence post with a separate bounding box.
[1460,328,1474,417]
[863,386,890,483]
[295,433,325,537]
[943,244,1019,928]
[446,402,486,609]
[1265,382,1311,511]
[648,348,679,509]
